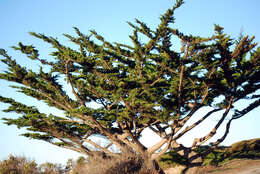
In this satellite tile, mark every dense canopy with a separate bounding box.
[0,1,259,173]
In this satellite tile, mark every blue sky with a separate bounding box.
[0,0,260,165]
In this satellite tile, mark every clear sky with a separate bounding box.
[0,0,260,165]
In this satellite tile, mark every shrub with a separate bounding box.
[0,155,66,174]
[38,162,64,174]
[0,155,38,174]
[158,151,187,169]
[230,138,260,152]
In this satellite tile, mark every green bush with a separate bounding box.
[158,151,187,169]
[202,138,260,166]
[159,139,260,168]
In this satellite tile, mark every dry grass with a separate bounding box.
[70,155,159,174]
[0,155,65,174]
[0,155,38,174]
[230,138,260,153]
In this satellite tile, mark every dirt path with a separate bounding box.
[240,167,260,174]
[165,159,260,174]
[203,159,260,174]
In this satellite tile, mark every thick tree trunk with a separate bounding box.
[143,159,165,174]
[170,142,203,174]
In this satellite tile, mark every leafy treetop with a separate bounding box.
[0,0,259,170]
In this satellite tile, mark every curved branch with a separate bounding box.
[191,97,234,148]
[171,106,200,135]
[210,118,233,148]
[151,137,172,160]
[147,137,169,155]
[173,108,222,141]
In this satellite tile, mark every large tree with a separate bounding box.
[0,1,259,173]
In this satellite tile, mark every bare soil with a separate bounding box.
[165,159,260,174]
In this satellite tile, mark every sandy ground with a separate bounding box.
[165,159,260,174]
[240,168,260,174]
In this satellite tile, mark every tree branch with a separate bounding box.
[36,89,72,111]
[82,139,116,156]
[65,59,86,106]
[192,97,234,148]
[173,108,222,140]
[149,124,167,138]
[151,137,172,160]
[120,130,147,154]
[147,138,168,155]
[177,45,190,116]
[171,106,200,135]
[210,118,233,148]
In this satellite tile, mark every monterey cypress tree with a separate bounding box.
[0,1,259,173]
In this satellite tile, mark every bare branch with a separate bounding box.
[83,139,115,156]
[170,141,190,158]
[60,119,83,124]
[151,137,172,160]
[105,142,113,149]
[107,100,117,110]
[173,108,222,140]
[171,106,200,135]
[192,97,234,148]
[147,138,168,155]
[149,124,167,138]
[151,77,162,86]
[210,118,233,148]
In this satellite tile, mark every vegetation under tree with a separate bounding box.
[0,1,259,173]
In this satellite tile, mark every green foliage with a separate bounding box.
[159,139,260,168]
[158,151,187,169]
[75,156,86,166]
[202,138,260,166]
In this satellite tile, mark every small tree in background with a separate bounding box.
[0,0,259,173]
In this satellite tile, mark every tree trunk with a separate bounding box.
[181,151,203,174]
[143,159,165,174]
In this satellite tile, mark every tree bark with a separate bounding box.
[181,151,203,174]
[143,158,165,174]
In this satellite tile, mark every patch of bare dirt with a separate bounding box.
[165,159,260,174]
[164,165,185,174]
